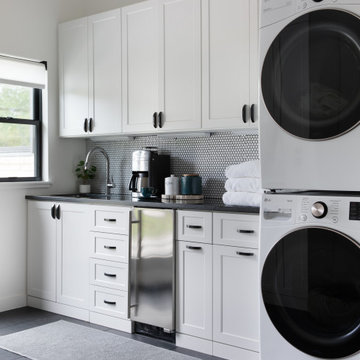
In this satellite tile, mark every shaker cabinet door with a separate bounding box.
[122,1,160,133]
[59,18,89,137]
[176,241,212,340]
[158,0,201,131]
[56,203,91,309]
[213,245,259,351]
[88,9,122,135]
[202,0,256,129]
[27,201,57,302]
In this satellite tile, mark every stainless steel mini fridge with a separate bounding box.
[129,208,175,331]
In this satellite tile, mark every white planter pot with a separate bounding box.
[79,184,91,194]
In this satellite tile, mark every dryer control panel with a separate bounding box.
[260,0,341,28]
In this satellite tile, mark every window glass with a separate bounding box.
[0,84,34,120]
[0,123,36,178]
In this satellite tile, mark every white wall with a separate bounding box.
[82,0,143,16]
[0,0,86,312]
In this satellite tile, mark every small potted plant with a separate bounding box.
[75,160,96,194]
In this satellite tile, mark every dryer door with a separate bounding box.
[262,9,360,140]
[261,227,360,358]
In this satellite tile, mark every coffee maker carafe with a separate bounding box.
[128,148,170,198]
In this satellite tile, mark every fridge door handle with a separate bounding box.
[129,209,142,318]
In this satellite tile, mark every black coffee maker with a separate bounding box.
[128,148,170,198]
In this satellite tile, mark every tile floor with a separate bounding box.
[0,307,221,360]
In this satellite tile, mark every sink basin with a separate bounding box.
[52,193,132,201]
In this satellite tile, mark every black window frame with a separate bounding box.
[0,87,42,182]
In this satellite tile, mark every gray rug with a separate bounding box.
[0,320,199,360]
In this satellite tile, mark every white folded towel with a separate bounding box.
[225,160,260,179]
[222,191,262,207]
[225,178,261,193]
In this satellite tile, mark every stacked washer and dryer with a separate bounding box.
[259,1,360,359]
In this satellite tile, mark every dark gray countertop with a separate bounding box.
[25,194,259,214]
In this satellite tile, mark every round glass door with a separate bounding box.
[262,10,360,139]
[261,227,360,358]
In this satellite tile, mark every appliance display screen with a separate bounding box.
[349,202,360,220]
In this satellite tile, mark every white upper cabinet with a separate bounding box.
[122,0,201,133]
[59,18,89,137]
[122,0,160,133]
[158,0,201,132]
[59,9,122,137]
[88,10,122,135]
[59,1,258,136]
[202,0,258,129]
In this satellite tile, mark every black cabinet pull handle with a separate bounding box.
[104,218,116,222]
[250,104,255,123]
[104,273,117,278]
[84,118,88,132]
[89,118,93,132]
[51,205,56,219]
[104,245,117,250]
[237,229,255,234]
[236,251,254,256]
[56,205,61,220]
[104,300,116,305]
[153,112,158,128]
[186,245,202,250]
[242,105,248,123]
[158,112,163,128]
[186,225,202,229]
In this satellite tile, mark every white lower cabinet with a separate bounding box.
[213,245,259,353]
[56,204,91,309]
[28,201,91,309]
[27,201,131,332]
[89,206,131,332]
[176,241,212,340]
[28,201,57,302]
[176,211,260,360]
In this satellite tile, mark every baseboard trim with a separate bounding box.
[213,342,260,360]
[0,294,26,313]
[176,333,213,356]
[90,312,132,333]
[27,296,89,322]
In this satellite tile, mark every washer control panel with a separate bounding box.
[311,201,328,219]
[298,197,340,224]
[349,202,360,221]
[263,194,360,228]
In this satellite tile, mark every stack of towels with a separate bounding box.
[223,160,262,207]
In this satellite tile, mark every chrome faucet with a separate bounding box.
[84,146,115,196]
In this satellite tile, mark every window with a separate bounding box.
[0,56,46,181]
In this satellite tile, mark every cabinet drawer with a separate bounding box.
[90,285,128,319]
[93,207,130,234]
[90,233,128,262]
[213,213,259,248]
[177,211,212,243]
[90,259,128,291]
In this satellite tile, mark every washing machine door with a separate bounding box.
[261,227,360,358]
[262,9,360,140]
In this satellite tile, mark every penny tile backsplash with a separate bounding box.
[85,132,259,199]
